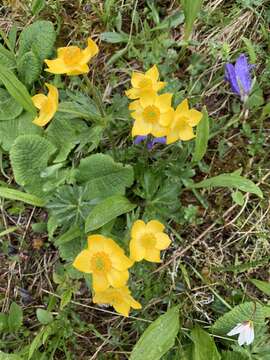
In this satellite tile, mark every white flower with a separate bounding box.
[227,321,254,346]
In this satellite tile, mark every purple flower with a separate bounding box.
[134,135,166,149]
[225,54,253,102]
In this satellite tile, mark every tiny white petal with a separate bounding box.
[238,328,247,346]
[245,326,254,345]
[227,323,244,336]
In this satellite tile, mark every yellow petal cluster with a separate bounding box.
[32,83,58,127]
[125,65,166,99]
[93,286,142,317]
[73,235,133,292]
[126,65,203,144]
[45,37,99,76]
[73,219,171,317]
[129,220,171,262]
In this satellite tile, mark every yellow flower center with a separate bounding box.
[91,252,112,274]
[143,105,160,123]
[63,47,82,66]
[139,78,152,88]
[140,233,156,249]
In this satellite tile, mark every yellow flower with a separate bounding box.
[166,99,202,144]
[32,83,58,127]
[45,37,99,75]
[93,286,142,317]
[130,91,174,137]
[129,220,171,263]
[125,65,166,99]
[73,235,133,292]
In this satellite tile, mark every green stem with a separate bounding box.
[83,74,106,118]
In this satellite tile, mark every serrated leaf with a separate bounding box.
[193,108,209,162]
[191,326,221,360]
[76,153,134,197]
[36,309,53,325]
[0,63,36,114]
[8,302,23,332]
[0,187,45,207]
[212,302,265,335]
[85,195,136,232]
[250,279,270,296]
[0,111,42,151]
[189,173,263,198]
[10,135,56,197]
[17,51,41,86]
[18,20,56,62]
[130,306,180,360]
[0,88,23,120]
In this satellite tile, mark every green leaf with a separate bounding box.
[8,302,23,332]
[0,111,42,151]
[85,195,136,232]
[55,226,82,246]
[58,101,102,121]
[28,328,46,359]
[250,279,270,296]
[0,64,36,115]
[191,326,221,360]
[0,88,23,120]
[0,313,8,332]
[17,20,56,63]
[180,0,203,40]
[60,289,73,310]
[36,309,53,325]
[193,108,209,162]
[100,31,129,43]
[0,352,21,360]
[10,135,56,197]
[0,44,16,69]
[130,306,180,360]
[221,351,246,360]
[242,37,256,64]
[189,172,263,198]
[231,190,245,206]
[76,153,134,197]
[17,51,41,86]
[0,187,45,207]
[212,302,265,335]
[31,0,46,15]
[46,116,88,163]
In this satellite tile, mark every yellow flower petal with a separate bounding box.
[155,232,171,250]
[176,99,189,113]
[186,109,202,127]
[66,64,89,75]
[145,64,159,82]
[177,120,195,141]
[113,302,131,317]
[125,88,139,99]
[46,83,58,109]
[80,37,99,64]
[45,58,68,74]
[92,273,110,292]
[166,130,179,144]
[131,72,145,88]
[144,248,161,262]
[131,220,146,238]
[139,90,157,108]
[107,269,129,288]
[155,93,172,112]
[31,94,47,109]
[129,237,145,262]
[129,100,141,111]
[132,120,152,136]
[151,123,169,137]
[32,111,53,127]
[128,297,142,310]
[159,108,174,127]
[146,220,165,233]
[73,250,92,273]
[155,81,166,92]
[87,234,106,251]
